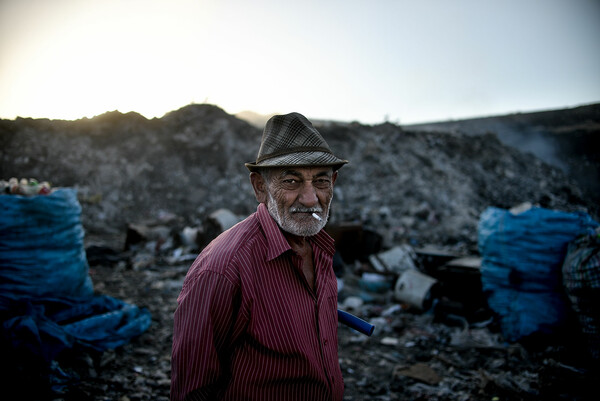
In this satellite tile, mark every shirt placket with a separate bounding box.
[290,249,334,400]
[312,245,339,399]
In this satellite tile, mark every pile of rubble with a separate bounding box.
[72,218,597,401]
[2,104,599,400]
[1,104,596,254]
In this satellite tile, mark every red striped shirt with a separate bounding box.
[171,203,344,401]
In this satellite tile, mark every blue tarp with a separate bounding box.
[478,206,599,342]
[1,294,152,361]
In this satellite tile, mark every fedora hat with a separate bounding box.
[245,112,348,172]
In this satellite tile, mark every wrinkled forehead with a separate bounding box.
[273,166,334,179]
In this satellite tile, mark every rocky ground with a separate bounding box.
[44,238,596,401]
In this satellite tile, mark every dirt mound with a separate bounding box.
[0,104,595,252]
[2,104,599,400]
[406,103,600,204]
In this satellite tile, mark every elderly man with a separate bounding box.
[171,112,348,401]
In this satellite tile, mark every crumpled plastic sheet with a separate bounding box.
[0,293,152,395]
[1,294,152,360]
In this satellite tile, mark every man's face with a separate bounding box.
[261,167,337,237]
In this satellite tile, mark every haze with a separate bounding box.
[1,0,598,124]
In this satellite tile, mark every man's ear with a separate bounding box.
[332,170,338,186]
[250,172,268,203]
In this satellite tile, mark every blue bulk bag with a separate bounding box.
[0,187,151,366]
[0,188,94,300]
[478,206,599,342]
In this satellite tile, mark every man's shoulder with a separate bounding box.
[195,213,265,270]
[214,213,263,248]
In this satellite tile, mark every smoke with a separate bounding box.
[490,124,568,172]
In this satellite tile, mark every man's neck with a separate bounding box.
[283,231,310,252]
[284,231,316,291]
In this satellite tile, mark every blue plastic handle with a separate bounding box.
[337,309,375,336]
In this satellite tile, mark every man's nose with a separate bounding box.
[298,182,319,207]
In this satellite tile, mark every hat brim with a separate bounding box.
[245,151,348,172]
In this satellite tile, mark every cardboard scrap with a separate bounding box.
[393,362,441,385]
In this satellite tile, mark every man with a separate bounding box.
[171,112,348,401]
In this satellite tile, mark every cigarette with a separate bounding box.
[312,213,323,221]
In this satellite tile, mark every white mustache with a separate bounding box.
[289,207,323,213]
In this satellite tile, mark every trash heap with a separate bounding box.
[330,204,600,364]
[0,178,152,399]
[120,203,600,358]
[1,177,53,196]
[81,203,600,400]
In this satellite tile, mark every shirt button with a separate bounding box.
[323,339,328,345]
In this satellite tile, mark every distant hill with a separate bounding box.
[234,111,276,128]
[1,104,596,251]
[405,103,600,203]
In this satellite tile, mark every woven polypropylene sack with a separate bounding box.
[0,189,94,300]
[478,206,599,341]
[562,227,600,359]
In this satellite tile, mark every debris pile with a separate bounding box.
[1,104,599,400]
[1,177,52,195]
[1,104,597,252]
[71,207,598,401]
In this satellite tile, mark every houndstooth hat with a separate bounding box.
[245,112,348,172]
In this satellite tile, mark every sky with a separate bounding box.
[0,0,599,125]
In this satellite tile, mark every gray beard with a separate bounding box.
[266,191,330,237]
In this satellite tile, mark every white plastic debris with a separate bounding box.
[393,269,438,310]
[369,245,417,274]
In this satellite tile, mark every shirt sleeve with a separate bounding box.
[171,269,240,401]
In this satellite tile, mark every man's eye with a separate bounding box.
[281,179,300,189]
[314,179,331,188]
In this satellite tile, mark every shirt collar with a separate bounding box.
[256,203,336,261]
